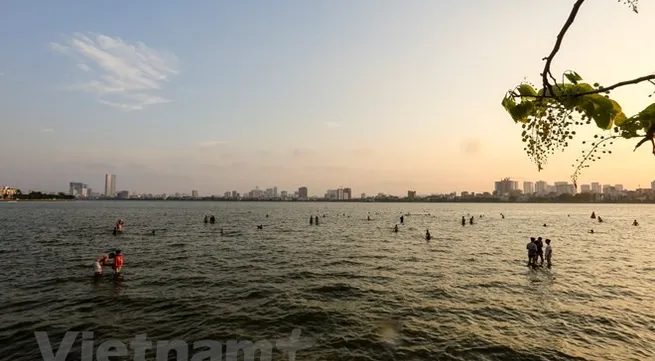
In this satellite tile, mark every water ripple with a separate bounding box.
[0,201,654,361]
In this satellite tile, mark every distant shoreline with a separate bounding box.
[0,199,74,203]
[31,198,655,204]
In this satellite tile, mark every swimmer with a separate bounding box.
[393,224,399,233]
[425,229,431,241]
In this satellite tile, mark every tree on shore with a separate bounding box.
[501,0,653,186]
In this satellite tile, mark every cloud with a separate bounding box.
[197,140,228,148]
[323,122,341,128]
[50,32,179,110]
[40,128,55,133]
[76,63,91,72]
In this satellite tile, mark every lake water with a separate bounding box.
[0,201,654,361]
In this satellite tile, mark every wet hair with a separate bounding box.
[545,239,551,244]
[115,250,122,255]
[537,237,542,240]
[530,237,535,241]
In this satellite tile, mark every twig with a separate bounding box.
[572,135,621,185]
[542,0,586,96]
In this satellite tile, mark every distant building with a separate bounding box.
[361,193,366,199]
[280,191,288,198]
[407,190,416,199]
[104,174,116,197]
[298,187,308,200]
[651,180,655,191]
[273,186,278,198]
[192,190,199,198]
[580,184,591,193]
[494,178,518,196]
[591,182,601,193]
[535,181,548,195]
[117,190,129,199]
[224,191,230,198]
[325,189,338,200]
[615,184,624,192]
[69,182,86,198]
[523,181,534,195]
[343,188,352,200]
[232,190,238,198]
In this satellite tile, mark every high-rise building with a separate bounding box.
[523,181,534,195]
[535,181,548,195]
[407,190,416,199]
[105,174,116,196]
[494,178,518,196]
[580,184,591,193]
[343,188,352,200]
[192,190,199,198]
[614,184,624,192]
[273,187,278,198]
[591,182,601,193]
[298,187,308,199]
[69,182,85,197]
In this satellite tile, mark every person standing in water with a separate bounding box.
[461,216,466,226]
[535,237,544,264]
[393,225,399,233]
[544,239,553,267]
[315,216,319,225]
[526,238,537,266]
[112,250,124,274]
[400,215,404,224]
[425,230,431,241]
[94,255,110,275]
[310,215,313,225]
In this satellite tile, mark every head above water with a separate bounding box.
[530,237,535,241]
[545,239,551,244]
[115,250,122,255]
[537,237,542,241]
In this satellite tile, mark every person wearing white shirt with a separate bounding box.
[544,239,553,267]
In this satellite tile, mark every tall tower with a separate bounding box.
[105,174,117,196]
[104,174,112,196]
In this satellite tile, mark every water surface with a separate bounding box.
[1,201,653,361]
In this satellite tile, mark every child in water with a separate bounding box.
[94,255,110,275]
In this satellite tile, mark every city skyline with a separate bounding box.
[2,1,655,193]
[17,175,655,199]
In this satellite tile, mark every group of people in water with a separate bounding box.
[94,250,124,276]
[526,237,552,268]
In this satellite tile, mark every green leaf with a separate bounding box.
[501,96,516,113]
[564,71,583,84]
[637,103,655,121]
[579,94,615,130]
[509,101,534,123]
[517,84,537,97]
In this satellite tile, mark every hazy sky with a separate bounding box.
[2,0,655,196]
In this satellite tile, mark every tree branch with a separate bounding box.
[542,0,586,96]
[512,73,655,100]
